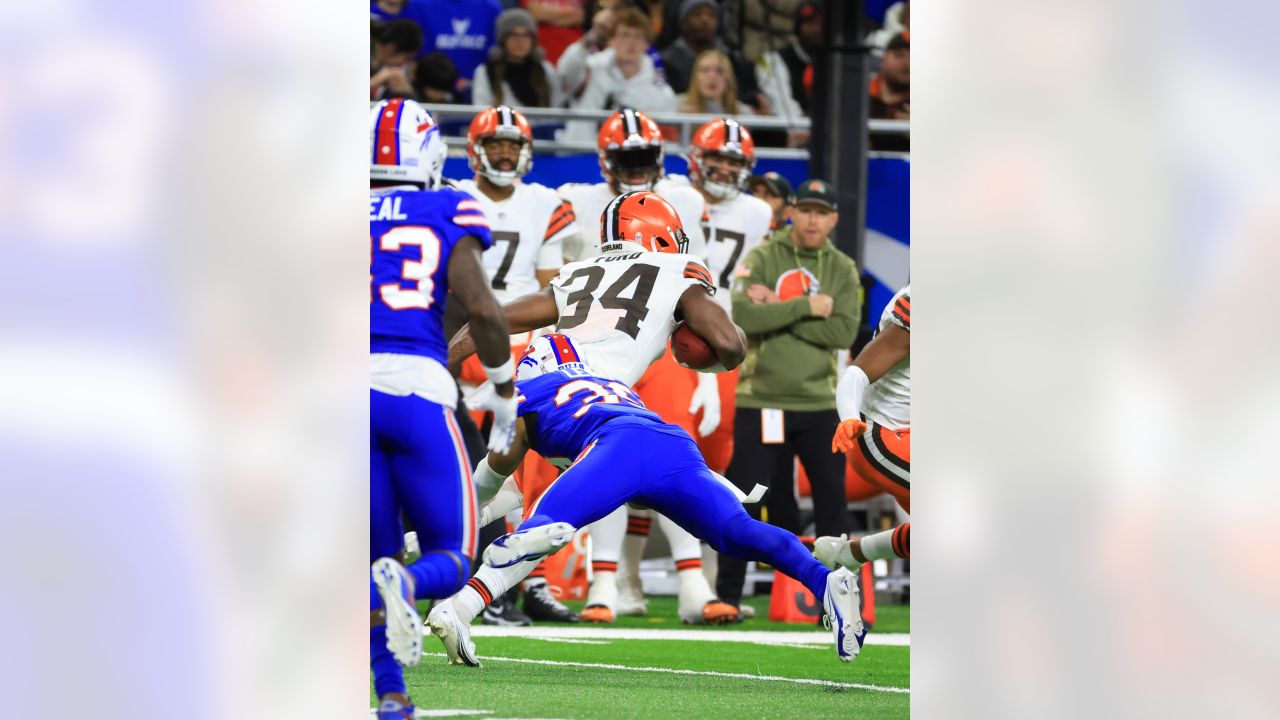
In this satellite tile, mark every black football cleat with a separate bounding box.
[523,583,580,623]
[479,595,532,626]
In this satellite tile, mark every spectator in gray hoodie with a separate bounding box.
[561,7,676,142]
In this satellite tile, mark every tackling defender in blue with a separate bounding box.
[428,331,867,666]
[369,98,525,720]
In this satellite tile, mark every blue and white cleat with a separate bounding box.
[483,522,576,568]
[426,599,482,667]
[375,698,416,719]
[372,557,423,667]
[822,567,867,662]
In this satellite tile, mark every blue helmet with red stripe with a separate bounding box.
[370,98,446,189]
[517,333,589,381]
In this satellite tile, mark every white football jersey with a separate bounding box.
[701,191,774,310]
[556,179,708,262]
[862,285,911,429]
[456,179,577,305]
[550,251,716,384]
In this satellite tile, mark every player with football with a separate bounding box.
[815,285,911,571]
[429,192,865,665]
[368,98,567,720]
[613,118,777,621]
[453,105,584,625]
[556,108,734,625]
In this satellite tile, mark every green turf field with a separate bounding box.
[378,597,910,719]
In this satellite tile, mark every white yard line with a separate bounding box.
[529,637,612,645]
[422,653,910,695]
[466,625,910,647]
[368,710,493,718]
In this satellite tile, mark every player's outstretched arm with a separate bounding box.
[852,322,910,384]
[449,236,519,452]
[834,323,911,444]
[487,417,530,477]
[447,287,560,371]
[449,236,513,379]
[474,417,530,516]
[678,285,748,371]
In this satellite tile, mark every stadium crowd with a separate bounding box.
[371,0,911,144]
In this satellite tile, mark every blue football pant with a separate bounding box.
[521,419,830,601]
[370,390,477,596]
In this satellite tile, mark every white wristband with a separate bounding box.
[483,358,514,385]
[836,365,870,421]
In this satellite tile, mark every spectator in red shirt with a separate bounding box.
[523,0,585,65]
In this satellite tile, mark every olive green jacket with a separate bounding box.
[731,226,861,411]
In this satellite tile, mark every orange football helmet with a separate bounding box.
[688,118,756,200]
[596,108,665,193]
[599,191,689,255]
[467,105,534,187]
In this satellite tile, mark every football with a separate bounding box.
[672,324,717,369]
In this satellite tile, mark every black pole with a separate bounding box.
[808,0,871,269]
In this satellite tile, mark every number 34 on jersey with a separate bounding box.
[547,251,715,385]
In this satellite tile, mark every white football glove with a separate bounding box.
[812,534,859,571]
[486,391,518,454]
[463,381,496,412]
[688,372,721,437]
[464,381,518,454]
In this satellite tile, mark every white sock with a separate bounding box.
[658,513,715,605]
[677,568,717,606]
[619,511,649,596]
[585,570,617,609]
[859,528,898,562]
[584,506,626,609]
[453,557,539,622]
[588,506,628,566]
[660,513,702,565]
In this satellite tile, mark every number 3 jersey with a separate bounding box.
[549,251,716,385]
[516,366,666,461]
[370,186,491,406]
[454,179,578,305]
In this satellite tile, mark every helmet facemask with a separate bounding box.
[695,149,753,201]
[474,132,532,188]
[603,145,663,193]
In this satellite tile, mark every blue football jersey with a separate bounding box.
[516,367,666,460]
[370,186,491,362]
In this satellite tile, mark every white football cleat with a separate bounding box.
[426,600,481,667]
[822,567,867,662]
[483,522,576,568]
[371,558,423,667]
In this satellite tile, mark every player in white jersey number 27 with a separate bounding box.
[453,105,584,625]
